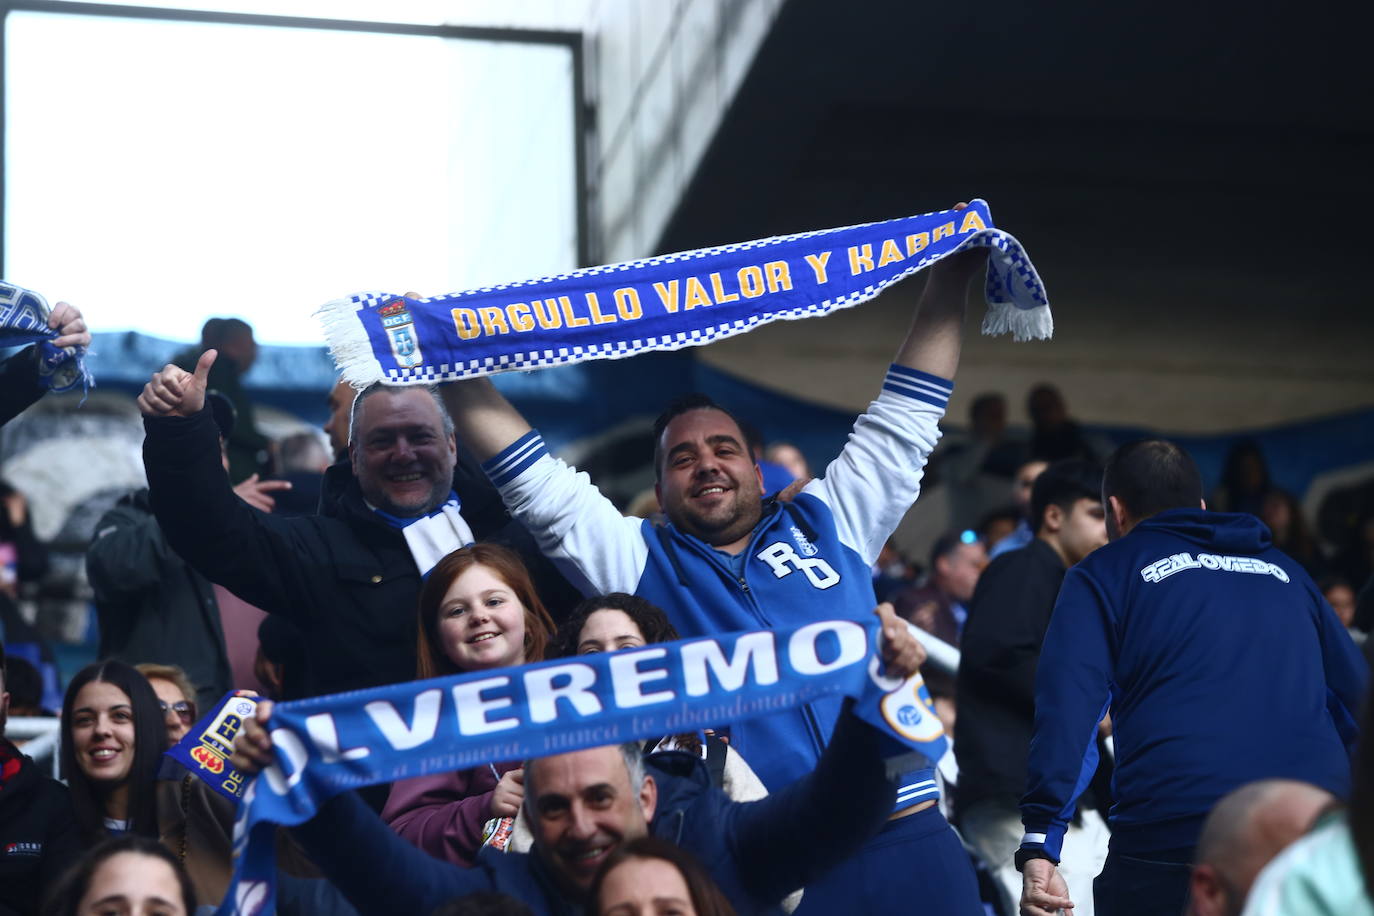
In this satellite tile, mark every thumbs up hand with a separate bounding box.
[138,349,218,418]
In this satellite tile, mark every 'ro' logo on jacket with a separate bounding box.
[756,541,841,589]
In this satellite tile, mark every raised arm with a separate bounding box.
[439,378,532,463]
[893,204,987,378]
[799,210,987,564]
[138,352,322,619]
[441,376,646,596]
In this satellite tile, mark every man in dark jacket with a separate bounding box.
[0,300,89,427]
[137,350,576,701]
[0,641,82,916]
[1018,440,1369,916]
[955,458,1108,914]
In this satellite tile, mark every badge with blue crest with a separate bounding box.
[378,297,424,369]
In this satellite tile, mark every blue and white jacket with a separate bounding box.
[1020,509,1368,861]
[482,365,952,811]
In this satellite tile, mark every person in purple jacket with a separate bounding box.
[383,543,557,866]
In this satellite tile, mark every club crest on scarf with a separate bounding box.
[378,298,424,369]
[168,693,259,802]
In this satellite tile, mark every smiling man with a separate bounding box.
[136,352,573,704]
[439,215,989,915]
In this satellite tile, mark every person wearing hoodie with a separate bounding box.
[1016,439,1368,916]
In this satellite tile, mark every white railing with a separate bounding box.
[5,717,62,779]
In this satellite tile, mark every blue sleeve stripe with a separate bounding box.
[482,431,548,486]
[1054,696,1110,830]
[893,767,941,809]
[888,364,954,393]
[882,365,953,408]
[895,786,941,808]
[882,378,950,408]
[897,779,938,795]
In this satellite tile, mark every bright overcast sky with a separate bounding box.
[4,6,576,344]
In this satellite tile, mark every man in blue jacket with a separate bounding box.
[442,221,988,914]
[1017,440,1367,916]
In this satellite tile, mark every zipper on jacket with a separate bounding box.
[676,504,828,761]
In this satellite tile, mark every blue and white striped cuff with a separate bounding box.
[881,365,953,409]
[1019,827,1063,862]
[482,430,549,487]
[894,777,940,810]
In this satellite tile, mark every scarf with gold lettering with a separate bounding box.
[319,199,1049,386]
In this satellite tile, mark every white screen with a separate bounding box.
[4,10,577,344]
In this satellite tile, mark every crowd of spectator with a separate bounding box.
[1,255,1373,916]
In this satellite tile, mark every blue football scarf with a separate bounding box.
[216,620,945,915]
[319,199,1049,386]
[0,281,91,395]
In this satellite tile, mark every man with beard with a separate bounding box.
[438,223,988,914]
[137,352,575,704]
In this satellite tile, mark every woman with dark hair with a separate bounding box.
[59,660,234,907]
[590,835,737,916]
[42,834,196,916]
[61,661,165,843]
[383,543,558,867]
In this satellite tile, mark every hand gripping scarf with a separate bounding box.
[216,620,946,915]
[0,281,92,396]
[318,199,1049,386]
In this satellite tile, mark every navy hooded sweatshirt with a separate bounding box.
[1020,509,1367,861]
